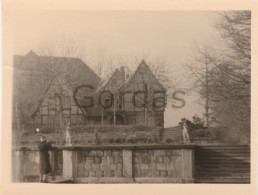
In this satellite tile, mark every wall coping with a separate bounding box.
[16,144,196,151]
[15,144,250,151]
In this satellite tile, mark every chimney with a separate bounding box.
[120,66,125,84]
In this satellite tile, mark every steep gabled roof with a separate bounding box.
[96,69,119,92]
[96,68,126,92]
[13,51,101,121]
[14,51,101,87]
[120,60,166,91]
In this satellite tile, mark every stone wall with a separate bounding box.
[77,150,123,178]
[52,150,63,176]
[12,149,63,182]
[13,145,194,183]
[133,149,182,178]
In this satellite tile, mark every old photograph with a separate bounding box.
[10,10,250,184]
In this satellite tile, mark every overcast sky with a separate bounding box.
[13,10,224,127]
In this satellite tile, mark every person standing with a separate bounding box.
[38,136,52,183]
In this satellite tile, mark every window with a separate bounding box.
[42,116,48,125]
[155,112,164,127]
[63,118,71,126]
[62,85,68,96]
[62,97,71,109]
[41,106,48,115]
[49,110,56,115]
[48,98,56,109]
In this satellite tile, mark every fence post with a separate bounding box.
[63,149,78,182]
[182,149,194,183]
[13,149,24,182]
[122,149,133,181]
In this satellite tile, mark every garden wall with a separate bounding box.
[13,145,194,183]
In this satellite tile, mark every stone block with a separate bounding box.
[110,170,115,177]
[96,150,104,156]
[169,156,174,163]
[77,163,84,172]
[173,168,182,177]
[152,170,160,177]
[77,169,85,177]
[157,156,163,163]
[141,170,150,177]
[114,156,123,163]
[160,170,168,177]
[92,164,100,171]
[112,150,122,157]
[141,156,151,163]
[114,170,122,177]
[102,157,107,164]
[165,164,174,171]
[146,156,152,163]
[84,150,89,156]
[107,156,113,163]
[117,163,123,170]
[77,151,85,163]
[171,150,182,156]
[133,156,140,163]
[84,171,89,177]
[134,151,141,157]
[100,164,108,171]
[96,170,104,177]
[104,150,112,157]
[140,163,149,170]
[150,156,157,163]
[84,163,92,170]
[134,163,140,170]
[104,170,111,177]
[154,150,166,156]
[86,157,94,163]
[89,171,96,177]
[88,150,97,156]
[165,150,171,155]
[140,156,146,163]
[95,157,102,164]
[174,157,182,170]
[110,163,116,170]
[157,163,166,171]
[167,170,173,177]
[134,169,141,177]
[149,163,157,171]
[148,150,154,156]
[163,156,170,163]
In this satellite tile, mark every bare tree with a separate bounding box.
[187,11,251,143]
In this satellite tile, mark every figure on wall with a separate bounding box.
[182,121,190,144]
[65,122,72,145]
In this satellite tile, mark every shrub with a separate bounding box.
[189,129,212,138]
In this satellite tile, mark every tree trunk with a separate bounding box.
[101,107,104,126]
[144,107,147,125]
[113,98,116,125]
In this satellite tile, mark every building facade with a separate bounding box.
[14,52,166,128]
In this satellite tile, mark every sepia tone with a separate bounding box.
[10,10,250,185]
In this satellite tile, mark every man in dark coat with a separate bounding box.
[38,136,52,183]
